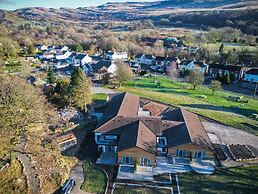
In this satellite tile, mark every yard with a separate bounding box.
[120,76,258,135]
[113,184,172,194]
[93,93,108,101]
[179,165,258,194]
[81,160,106,194]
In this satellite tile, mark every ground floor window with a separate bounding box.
[176,150,186,157]
[140,157,151,166]
[122,156,133,164]
[194,151,206,158]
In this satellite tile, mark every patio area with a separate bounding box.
[117,165,154,181]
[96,152,117,165]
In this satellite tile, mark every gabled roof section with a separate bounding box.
[94,92,140,132]
[161,108,213,150]
[118,120,156,153]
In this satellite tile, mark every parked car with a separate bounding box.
[60,178,75,194]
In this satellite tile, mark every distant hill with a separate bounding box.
[0,0,257,35]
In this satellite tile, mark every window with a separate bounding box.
[122,156,133,164]
[140,157,151,166]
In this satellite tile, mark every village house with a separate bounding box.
[135,54,155,65]
[94,92,215,180]
[105,51,128,61]
[54,45,69,53]
[73,53,92,66]
[92,60,118,81]
[55,50,72,60]
[56,133,77,152]
[41,52,55,60]
[178,60,208,74]
[208,64,244,81]
[155,56,167,66]
[243,68,258,83]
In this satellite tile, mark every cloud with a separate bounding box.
[0,0,16,5]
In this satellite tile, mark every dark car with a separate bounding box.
[60,178,76,194]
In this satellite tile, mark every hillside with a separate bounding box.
[0,0,257,35]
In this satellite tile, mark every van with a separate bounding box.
[60,178,76,194]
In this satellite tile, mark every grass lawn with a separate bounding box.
[114,184,171,194]
[179,165,258,194]
[120,76,258,135]
[81,161,106,194]
[93,93,108,101]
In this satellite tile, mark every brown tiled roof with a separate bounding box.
[95,92,139,130]
[143,101,168,116]
[95,92,213,153]
[118,120,156,153]
[161,108,213,150]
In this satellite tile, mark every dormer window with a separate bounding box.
[157,136,167,147]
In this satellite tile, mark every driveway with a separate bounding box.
[70,161,91,194]
[92,86,115,94]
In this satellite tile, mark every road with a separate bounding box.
[70,161,91,194]
[92,86,115,94]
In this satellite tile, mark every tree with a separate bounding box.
[0,75,47,157]
[48,67,56,84]
[223,72,231,84]
[186,69,204,90]
[209,80,222,95]
[0,38,19,59]
[68,67,92,112]
[219,43,224,54]
[75,43,83,52]
[115,61,134,87]
[27,44,36,55]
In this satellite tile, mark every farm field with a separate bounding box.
[120,76,258,135]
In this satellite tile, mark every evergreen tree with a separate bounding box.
[68,67,92,112]
[219,43,224,54]
[48,67,56,84]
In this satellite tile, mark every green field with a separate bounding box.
[81,161,106,194]
[114,184,171,194]
[179,165,258,194]
[93,93,108,101]
[120,76,258,135]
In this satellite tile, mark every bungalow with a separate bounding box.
[94,92,215,179]
[56,133,77,152]
[179,60,208,74]
[208,64,244,81]
[243,68,258,83]
[105,51,128,61]
[73,54,92,66]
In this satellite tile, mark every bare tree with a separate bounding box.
[186,69,204,90]
[209,80,222,95]
[115,61,134,87]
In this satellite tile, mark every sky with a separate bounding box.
[0,0,159,10]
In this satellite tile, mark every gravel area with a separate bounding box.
[203,122,258,156]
